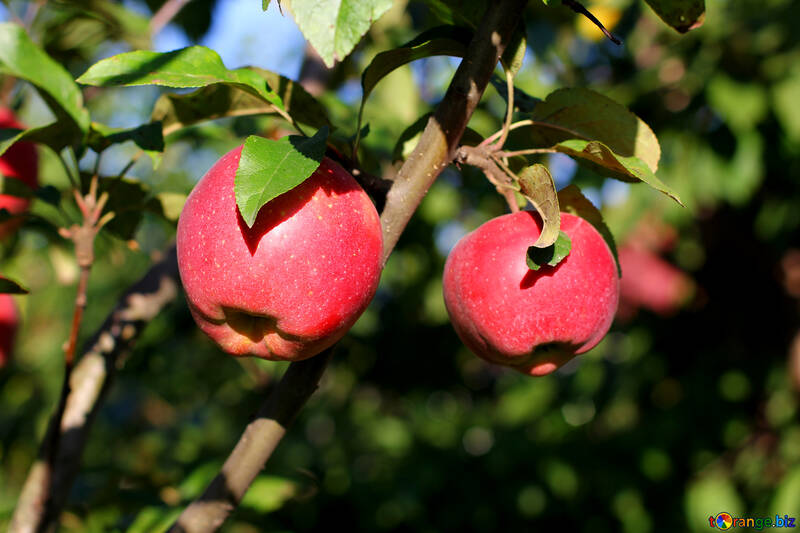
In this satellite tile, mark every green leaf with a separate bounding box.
[0,174,35,198]
[88,122,165,153]
[235,127,329,228]
[240,475,298,514]
[557,184,620,276]
[516,87,661,173]
[772,72,800,145]
[263,0,271,9]
[518,164,560,248]
[0,275,28,294]
[770,466,800,517]
[554,139,682,206]
[685,473,743,533]
[281,0,394,68]
[152,67,331,137]
[0,122,78,158]
[357,25,472,151]
[77,46,283,109]
[644,0,705,33]
[527,231,571,270]
[0,23,89,147]
[125,506,182,533]
[707,74,767,132]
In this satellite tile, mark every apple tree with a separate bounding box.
[1,0,799,532]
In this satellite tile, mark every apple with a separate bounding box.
[0,293,18,367]
[616,245,693,319]
[0,108,39,239]
[443,211,619,377]
[176,146,383,361]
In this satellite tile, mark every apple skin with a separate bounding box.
[177,146,383,361]
[0,108,39,239]
[443,211,619,377]
[0,293,18,367]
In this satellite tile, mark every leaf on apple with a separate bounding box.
[152,68,332,138]
[554,139,682,206]
[0,275,28,295]
[557,184,620,277]
[279,0,394,68]
[511,87,661,173]
[236,127,329,228]
[356,25,472,152]
[526,231,572,271]
[0,22,90,141]
[644,0,705,33]
[77,46,284,111]
[518,164,560,248]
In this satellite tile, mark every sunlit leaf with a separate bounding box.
[77,46,284,109]
[280,0,394,67]
[0,23,89,152]
[235,127,329,227]
[152,67,331,137]
[554,139,682,205]
[514,87,660,173]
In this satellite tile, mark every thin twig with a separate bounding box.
[480,119,534,147]
[492,68,516,150]
[9,246,180,533]
[167,1,528,531]
[149,0,192,38]
[9,175,115,533]
[499,148,557,157]
[562,0,622,45]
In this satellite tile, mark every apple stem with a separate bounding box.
[491,68,516,151]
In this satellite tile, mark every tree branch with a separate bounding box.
[168,1,528,531]
[9,246,180,533]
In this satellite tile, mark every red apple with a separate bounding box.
[0,293,18,367]
[177,146,383,361]
[0,108,39,239]
[617,245,693,318]
[443,211,619,377]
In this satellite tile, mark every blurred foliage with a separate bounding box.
[1,0,800,532]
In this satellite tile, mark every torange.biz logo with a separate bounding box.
[709,513,796,530]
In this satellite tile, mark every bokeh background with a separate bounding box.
[1,0,799,531]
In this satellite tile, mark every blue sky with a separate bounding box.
[156,0,306,78]
[0,0,306,79]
